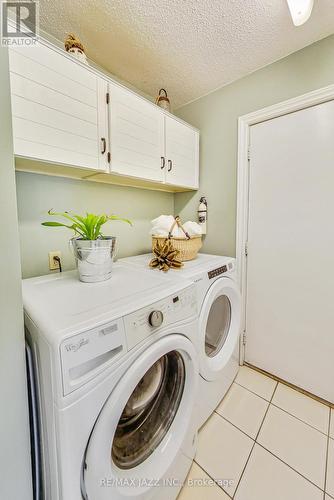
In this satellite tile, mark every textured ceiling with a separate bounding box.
[38,0,334,109]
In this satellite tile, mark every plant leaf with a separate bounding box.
[107,215,133,225]
[41,210,132,239]
[41,222,73,228]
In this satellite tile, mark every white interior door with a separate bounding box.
[245,99,334,403]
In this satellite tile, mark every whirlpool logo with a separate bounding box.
[65,338,89,353]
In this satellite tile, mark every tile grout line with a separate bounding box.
[255,381,278,441]
[194,383,260,500]
[193,368,331,499]
[242,363,279,383]
[234,380,273,403]
[192,377,259,497]
[192,459,233,499]
[253,381,326,495]
[256,441,325,494]
[230,440,256,499]
[231,381,279,498]
[235,379,329,437]
[213,410,257,441]
[269,401,329,436]
[324,410,332,498]
[244,362,334,409]
[213,403,326,496]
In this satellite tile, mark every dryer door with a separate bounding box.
[83,334,198,500]
[199,277,241,381]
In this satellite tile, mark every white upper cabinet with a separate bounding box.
[107,83,199,187]
[164,116,199,189]
[108,83,165,182]
[8,43,108,172]
[8,38,199,191]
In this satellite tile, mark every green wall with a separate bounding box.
[175,34,334,257]
[0,49,32,500]
[16,172,173,278]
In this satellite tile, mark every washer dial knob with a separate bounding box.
[148,310,164,328]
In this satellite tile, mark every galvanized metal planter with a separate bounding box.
[71,237,116,283]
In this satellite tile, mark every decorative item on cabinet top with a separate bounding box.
[156,89,171,112]
[64,33,88,65]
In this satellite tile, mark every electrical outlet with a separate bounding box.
[49,251,62,271]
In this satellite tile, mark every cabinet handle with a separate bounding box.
[101,137,106,154]
[167,159,173,172]
[161,156,166,169]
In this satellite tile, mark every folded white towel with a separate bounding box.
[151,215,174,230]
[150,225,183,237]
[150,215,203,238]
[150,215,180,237]
[183,221,203,236]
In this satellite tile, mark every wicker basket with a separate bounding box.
[152,216,202,261]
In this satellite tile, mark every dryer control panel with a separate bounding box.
[208,261,234,279]
[124,284,197,350]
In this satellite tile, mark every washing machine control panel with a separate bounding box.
[124,285,197,350]
[148,310,164,328]
[60,317,126,396]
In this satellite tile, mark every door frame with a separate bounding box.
[236,83,334,363]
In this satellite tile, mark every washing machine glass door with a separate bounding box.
[83,334,198,500]
[199,277,241,381]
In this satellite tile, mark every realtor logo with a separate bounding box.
[1,1,39,45]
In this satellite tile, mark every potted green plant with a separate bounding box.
[42,210,132,283]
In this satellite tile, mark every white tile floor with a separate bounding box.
[178,366,333,500]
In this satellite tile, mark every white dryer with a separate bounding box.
[23,264,199,500]
[120,254,241,428]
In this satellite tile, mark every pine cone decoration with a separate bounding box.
[64,33,85,53]
[149,239,184,272]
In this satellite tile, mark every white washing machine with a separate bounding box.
[121,253,241,428]
[23,263,199,500]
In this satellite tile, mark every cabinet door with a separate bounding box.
[9,43,108,171]
[108,83,165,182]
[165,116,199,189]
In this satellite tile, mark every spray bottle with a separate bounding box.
[198,196,208,235]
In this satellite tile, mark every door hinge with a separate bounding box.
[107,152,111,163]
[106,92,110,104]
[247,146,251,162]
[242,331,247,346]
[245,241,248,257]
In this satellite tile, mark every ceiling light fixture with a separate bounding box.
[286,0,314,26]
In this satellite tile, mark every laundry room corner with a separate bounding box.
[2,2,334,499]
